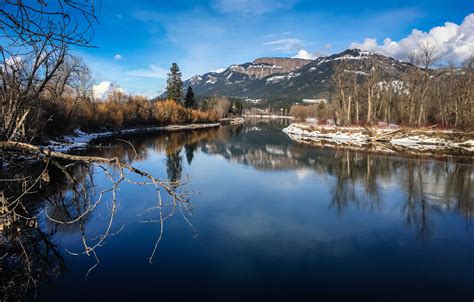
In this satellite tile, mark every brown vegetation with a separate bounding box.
[0,4,202,296]
[203,96,232,118]
[289,103,331,121]
[0,0,220,143]
[66,98,220,133]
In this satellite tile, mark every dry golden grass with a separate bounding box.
[42,98,220,135]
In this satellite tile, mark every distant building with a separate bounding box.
[302,98,328,104]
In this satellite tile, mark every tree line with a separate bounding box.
[330,43,473,128]
[165,63,243,117]
[0,2,233,143]
[0,2,204,287]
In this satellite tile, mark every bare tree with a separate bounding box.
[68,58,94,120]
[0,0,96,141]
[363,58,382,125]
[0,2,195,289]
[416,42,438,126]
[331,60,350,125]
[208,96,231,118]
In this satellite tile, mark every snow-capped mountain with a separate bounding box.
[183,49,414,100]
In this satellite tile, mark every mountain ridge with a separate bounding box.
[181,49,414,101]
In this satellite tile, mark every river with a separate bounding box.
[3,119,474,301]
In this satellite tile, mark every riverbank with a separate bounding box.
[220,117,245,125]
[243,114,295,119]
[44,123,222,152]
[283,123,474,158]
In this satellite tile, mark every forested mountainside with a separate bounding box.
[183,49,413,100]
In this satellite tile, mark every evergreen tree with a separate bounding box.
[235,99,243,115]
[184,86,196,109]
[166,63,183,102]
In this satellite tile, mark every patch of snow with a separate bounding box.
[43,124,221,152]
[377,80,408,94]
[229,65,245,73]
[283,123,474,156]
[283,124,368,145]
[266,72,300,84]
[390,136,448,147]
[190,75,203,85]
[205,75,218,84]
[243,115,295,119]
[344,70,367,75]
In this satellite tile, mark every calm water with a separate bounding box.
[10,120,474,301]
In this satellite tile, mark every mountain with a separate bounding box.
[183,49,414,101]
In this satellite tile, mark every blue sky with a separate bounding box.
[76,0,473,97]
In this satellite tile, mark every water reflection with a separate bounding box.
[83,120,473,236]
[0,120,473,300]
[0,161,89,300]
[185,143,197,165]
[166,151,183,185]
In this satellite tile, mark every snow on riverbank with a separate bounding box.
[44,123,221,152]
[220,117,245,125]
[243,114,295,119]
[283,124,368,144]
[283,123,474,155]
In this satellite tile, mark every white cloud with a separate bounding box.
[264,31,292,39]
[264,38,304,52]
[350,13,474,63]
[213,0,298,15]
[213,68,226,73]
[114,54,123,60]
[127,64,167,78]
[1,56,23,73]
[78,51,166,98]
[292,49,321,60]
[93,81,111,99]
[92,81,128,100]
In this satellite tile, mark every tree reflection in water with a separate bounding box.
[0,121,473,299]
[200,120,474,239]
[166,150,183,185]
[0,161,86,300]
[185,143,198,165]
[0,129,207,299]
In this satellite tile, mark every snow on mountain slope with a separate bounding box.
[182,49,414,100]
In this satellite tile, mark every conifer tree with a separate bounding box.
[234,99,243,115]
[166,63,183,102]
[184,86,196,109]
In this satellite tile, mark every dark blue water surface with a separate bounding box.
[28,120,474,301]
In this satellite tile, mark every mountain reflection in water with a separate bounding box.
[1,119,473,301]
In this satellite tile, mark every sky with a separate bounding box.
[75,0,474,98]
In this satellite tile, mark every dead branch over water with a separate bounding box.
[0,138,194,298]
[0,3,199,297]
